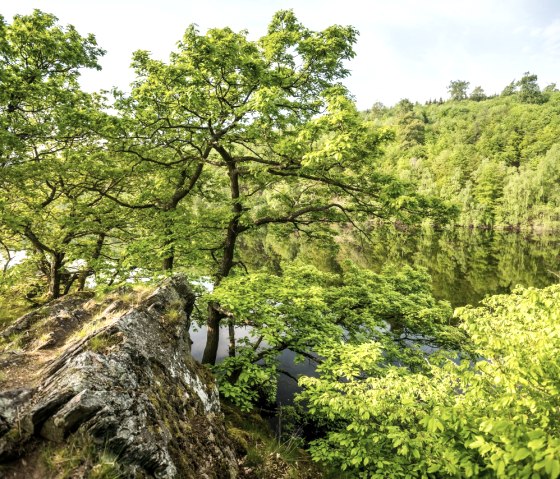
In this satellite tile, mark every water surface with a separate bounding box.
[191,228,560,404]
[339,227,560,307]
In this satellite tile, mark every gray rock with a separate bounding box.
[0,276,238,478]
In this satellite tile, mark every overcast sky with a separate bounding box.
[3,0,559,108]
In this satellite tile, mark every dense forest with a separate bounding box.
[1,10,560,479]
[365,81,560,230]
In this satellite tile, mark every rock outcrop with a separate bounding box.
[0,276,238,478]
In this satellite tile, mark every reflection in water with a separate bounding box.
[193,228,560,404]
[189,325,314,404]
[240,227,560,307]
[341,228,560,307]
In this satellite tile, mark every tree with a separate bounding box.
[98,10,450,365]
[209,263,458,411]
[469,85,486,101]
[396,98,414,112]
[378,83,560,229]
[447,80,470,101]
[365,101,387,119]
[395,106,425,148]
[300,284,560,478]
[0,10,103,163]
[501,79,517,96]
[0,10,107,299]
[517,71,545,104]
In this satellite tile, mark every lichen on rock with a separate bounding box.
[0,276,238,478]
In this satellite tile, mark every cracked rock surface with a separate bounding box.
[0,276,238,478]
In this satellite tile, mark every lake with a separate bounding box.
[190,227,560,403]
[343,227,560,307]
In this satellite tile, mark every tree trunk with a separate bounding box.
[48,252,64,300]
[162,216,175,272]
[161,163,204,272]
[162,252,174,271]
[228,319,236,357]
[202,155,242,364]
[77,272,88,292]
[202,303,223,365]
[63,274,78,295]
[78,232,106,291]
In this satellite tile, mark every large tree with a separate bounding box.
[517,71,545,104]
[447,80,470,101]
[98,10,448,364]
[0,10,108,299]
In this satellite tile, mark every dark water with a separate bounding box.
[339,227,560,307]
[191,228,560,403]
[190,330,314,406]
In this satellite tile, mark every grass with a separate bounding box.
[88,332,122,354]
[66,284,157,346]
[223,400,355,479]
[40,433,123,479]
[0,331,27,352]
[0,296,32,331]
[223,401,331,479]
[95,283,154,308]
[66,313,114,345]
[162,300,186,324]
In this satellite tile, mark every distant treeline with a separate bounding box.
[365,75,560,230]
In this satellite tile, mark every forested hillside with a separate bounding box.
[365,80,560,229]
[1,10,560,479]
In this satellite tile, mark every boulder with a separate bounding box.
[0,276,238,478]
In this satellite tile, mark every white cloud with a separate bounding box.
[2,0,559,108]
[531,18,560,57]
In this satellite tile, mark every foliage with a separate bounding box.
[36,432,122,479]
[516,72,546,104]
[447,80,470,101]
[1,10,559,479]
[367,83,560,229]
[0,10,454,374]
[207,262,457,410]
[470,86,487,102]
[300,284,560,478]
[94,9,452,365]
[0,10,112,299]
[222,401,331,479]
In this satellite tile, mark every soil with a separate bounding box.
[0,293,97,391]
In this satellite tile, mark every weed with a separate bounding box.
[89,452,122,479]
[66,313,114,345]
[222,400,328,479]
[88,333,122,354]
[0,297,32,330]
[163,300,185,324]
[0,331,27,352]
[40,432,123,479]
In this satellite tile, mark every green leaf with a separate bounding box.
[514,448,531,461]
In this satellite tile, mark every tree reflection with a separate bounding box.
[240,226,560,307]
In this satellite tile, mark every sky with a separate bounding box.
[2,0,560,109]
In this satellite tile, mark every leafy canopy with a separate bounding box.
[206,262,457,411]
[300,284,560,478]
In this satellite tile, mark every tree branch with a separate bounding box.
[239,203,346,232]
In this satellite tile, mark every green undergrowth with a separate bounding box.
[93,282,155,306]
[42,434,123,478]
[0,295,31,330]
[222,400,347,479]
[0,430,123,479]
[0,283,156,351]
[87,332,123,354]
